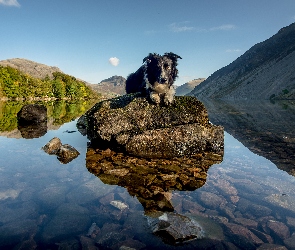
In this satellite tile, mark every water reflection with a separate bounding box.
[0,100,96,137]
[85,146,223,244]
[86,147,223,215]
[17,104,48,139]
[0,99,295,249]
[201,99,295,177]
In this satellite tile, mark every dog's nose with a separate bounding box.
[160,78,167,83]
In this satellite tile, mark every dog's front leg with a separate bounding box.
[163,86,175,105]
[149,91,161,104]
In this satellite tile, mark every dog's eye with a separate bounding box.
[165,65,171,70]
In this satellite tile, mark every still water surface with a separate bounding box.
[0,100,294,249]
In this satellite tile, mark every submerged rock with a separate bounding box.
[41,203,91,243]
[147,212,204,244]
[77,93,224,158]
[110,200,128,211]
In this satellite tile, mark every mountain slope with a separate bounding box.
[0,58,62,79]
[190,22,295,100]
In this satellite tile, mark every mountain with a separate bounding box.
[91,75,126,96]
[0,58,62,79]
[189,22,295,100]
[176,78,206,96]
[0,58,126,98]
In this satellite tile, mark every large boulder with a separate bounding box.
[77,93,224,158]
[17,104,47,124]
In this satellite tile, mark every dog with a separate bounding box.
[126,52,182,105]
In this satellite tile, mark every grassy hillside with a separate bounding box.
[0,65,100,100]
[190,22,295,100]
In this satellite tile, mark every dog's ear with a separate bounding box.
[142,53,156,64]
[164,52,182,61]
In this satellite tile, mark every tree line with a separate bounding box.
[0,65,99,100]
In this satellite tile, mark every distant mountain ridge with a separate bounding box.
[176,78,206,96]
[190,22,295,100]
[0,58,62,79]
[91,75,126,96]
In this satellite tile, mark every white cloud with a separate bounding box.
[210,24,236,31]
[226,49,241,53]
[0,0,20,7]
[168,22,236,33]
[109,57,120,66]
[169,22,195,32]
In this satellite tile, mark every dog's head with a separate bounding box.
[143,52,182,87]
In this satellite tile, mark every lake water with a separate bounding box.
[0,100,295,249]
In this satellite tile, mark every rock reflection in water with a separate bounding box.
[86,146,223,244]
[17,121,47,139]
[86,147,223,215]
[17,104,47,139]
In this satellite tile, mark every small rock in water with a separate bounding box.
[42,137,62,154]
[42,138,80,164]
[0,189,20,200]
[87,222,97,236]
[57,144,80,164]
[110,200,128,210]
[148,212,204,244]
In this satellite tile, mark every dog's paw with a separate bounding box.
[163,93,175,106]
[150,92,161,104]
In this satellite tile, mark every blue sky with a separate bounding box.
[1,0,295,85]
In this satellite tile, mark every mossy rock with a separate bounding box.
[78,93,223,158]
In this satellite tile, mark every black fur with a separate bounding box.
[126,52,182,105]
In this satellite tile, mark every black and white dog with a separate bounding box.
[126,52,182,105]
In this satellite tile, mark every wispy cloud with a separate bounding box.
[0,0,20,7]
[169,22,236,33]
[226,49,241,53]
[109,57,120,66]
[169,22,195,32]
[225,49,242,53]
[210,24,236,31]
[145,22,237,35]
